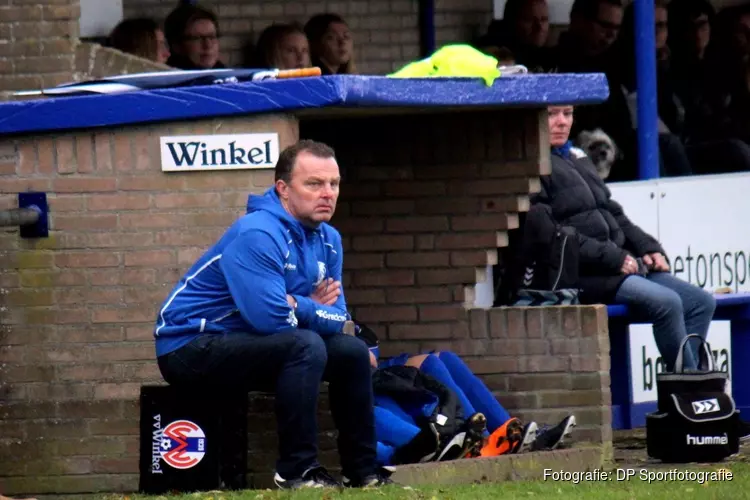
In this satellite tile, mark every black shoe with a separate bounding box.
[273,466,341,489]
[343,466,396,487]
[531,415,576,451]
[740,420,750,443]
[391,423,440,464]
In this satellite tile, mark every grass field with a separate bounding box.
[105,462,748,500]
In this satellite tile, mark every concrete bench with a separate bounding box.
[607,292,750,430]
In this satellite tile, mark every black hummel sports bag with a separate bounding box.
[646,334,739,463]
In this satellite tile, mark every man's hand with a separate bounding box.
[621,254,639,275]
[286,294,296,309]
[643,252,670,272]
[311,278,341,306]
[369,350,378,369]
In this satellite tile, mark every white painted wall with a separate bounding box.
[492,0,746,22]
[80,0,124,38]
[492,0,575,22]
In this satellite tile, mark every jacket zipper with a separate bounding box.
[551,231,569,291]
[210,309,238,323]
[565,157,612,240]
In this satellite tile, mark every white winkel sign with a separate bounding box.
[160,133,279,172]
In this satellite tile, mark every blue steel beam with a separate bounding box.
[634,0,660,180]
[419,0,437,57]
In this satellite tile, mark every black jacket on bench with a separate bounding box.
[510,144,665,304]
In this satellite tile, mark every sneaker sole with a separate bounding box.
[436,432,468,461]
[274,472,339,489]
[550,416,576,450]
[515,421,538,454]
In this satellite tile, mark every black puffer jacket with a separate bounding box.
[529,145,665,303]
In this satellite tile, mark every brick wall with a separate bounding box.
[0,108,610,496]
[0,0,80,91]
[74,43,170,80]
[122,0,493,74]
[0,0,171,95]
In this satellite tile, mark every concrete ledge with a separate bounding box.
[392,446,606,485]
[31,447,606,499]
[246,446,606,489]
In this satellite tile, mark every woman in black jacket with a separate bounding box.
[528,105,716,371]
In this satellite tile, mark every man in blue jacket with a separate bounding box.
[154,140,384,489]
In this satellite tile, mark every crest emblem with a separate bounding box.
[159,420,206,469]
[316,261,326,286]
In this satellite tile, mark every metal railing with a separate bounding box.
[0,207,40,228]
[0,193,48,238]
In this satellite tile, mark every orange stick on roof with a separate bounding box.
[275,67,323,79]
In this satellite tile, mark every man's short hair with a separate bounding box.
[570,0,623,20]
[274,140,336,183]
[164,4,219,48]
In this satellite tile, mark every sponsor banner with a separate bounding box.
[628,320,731,404]
[609,173,750,293]
[160,133,279,172]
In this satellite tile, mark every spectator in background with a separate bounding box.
[551,0,637,180]
[613,1,750,176]
[608,0,693,179]
[484,0,554,71]
[254,23,311,69]
[667,0,715,142]
[702,4,750,145]
[668,0,713,75]
[552,0,622,72]
[305,13,356,74]
[108,17,170,64]
[472,34,516,65]
[164,4,225,70]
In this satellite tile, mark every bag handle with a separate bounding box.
[674,333,715,373]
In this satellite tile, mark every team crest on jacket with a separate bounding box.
[316,261,326,285]
[287,310,298,328]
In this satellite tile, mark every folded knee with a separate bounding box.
[652,290,684,318]
[329,334,370,366]
[405,354,431,368]
[290,329,327,366]
[436,351,459,364]
[700,292,717,316]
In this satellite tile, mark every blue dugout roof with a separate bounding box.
[0,74,609,136]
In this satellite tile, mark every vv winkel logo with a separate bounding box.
[159,419,207,469]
